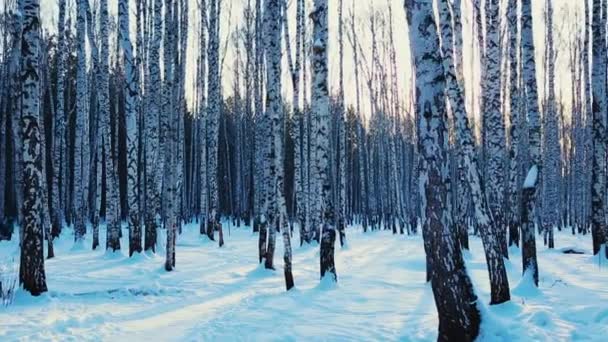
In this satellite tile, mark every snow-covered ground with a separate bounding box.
[1,223,607,341]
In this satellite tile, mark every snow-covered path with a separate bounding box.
[1,224,607,341]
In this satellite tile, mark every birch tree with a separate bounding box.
[74,0,90,244]
[263,0,294,289]
[437,0,510,305]
[198,0,208,236]
[145,0,162,252]
[10,2,24,230]
[405,0,480,338]
[483,0,508,257]
[521,0,541,286]
[506,0,521,247]
[207,0,222,244]
[336,0,346,247]
[541,0,559,249]
[263,0,279,270]
[98,0,120,252]
[590,0,607,256]
[163,0,179,270]
[310,0,336,282]
[19,0,47,296]
[119,0,142,255]
[51,0,67,237]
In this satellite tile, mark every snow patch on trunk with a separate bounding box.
[524,165,538,189]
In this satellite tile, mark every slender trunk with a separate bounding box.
[145,0,163,252]
[51,0,67,236]
[74,0,89,244]
[520,0,541,286]
[591,0,607,255]
[507,0,521,247]
[120,0,142,256]
[207,0,221,243]
[311,0,336,282]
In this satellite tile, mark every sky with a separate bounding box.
[24,0,584,122]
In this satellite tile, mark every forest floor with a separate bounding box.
[1,223,607,341]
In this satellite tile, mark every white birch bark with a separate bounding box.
[51,0,67,234]
[73,0,90,244]
[19,0,47,296]
[541,0,559,249]
[405,0,480,338]
[437,0,510,305]
[145,0,163,252]
[521,0,541,285]
[207,0,221,241]
[310,0,336,282]
[119,0,142,255]
[590,0,607,255]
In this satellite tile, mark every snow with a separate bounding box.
[524,165,538,189]
[1,224,608,341]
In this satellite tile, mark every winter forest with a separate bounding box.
[1,0,608,340]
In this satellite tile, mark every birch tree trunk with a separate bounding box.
[264,0,294,288]
[541,0,559,249]
[521,0,541,286]
[98,0,121,252]
[39,57,54,259]
[311,0,336,282]
[19,0,48,296]
[506,0,521,247]
[84,0,97,243]
[51,0,67,237]
[253,0,264,235]
[263,0,279,270]
[10,3,24,230]
[405,0,480,338]
[145,0,162,252]
[336,0,346,247]
[591,0,607,256]
[438,0,510,305]
[207,0,221,243]
[119,0,142,256]
[163,0,178,270]
[483,0,508,258]
[198,0,208,235]
[74,0,89,244]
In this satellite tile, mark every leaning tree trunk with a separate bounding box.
[437,0,510,305]
[405,0,481,340]
[19,0,48,296]
[38,59,54,259]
